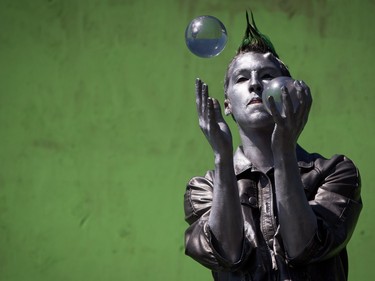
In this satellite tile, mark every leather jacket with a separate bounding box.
[184,146,362,281]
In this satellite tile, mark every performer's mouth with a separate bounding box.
[248,98,263,105]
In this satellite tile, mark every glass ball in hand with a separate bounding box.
[262,76,300,117]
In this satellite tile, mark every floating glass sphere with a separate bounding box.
[262,76,300,117]
[185,15,228,58]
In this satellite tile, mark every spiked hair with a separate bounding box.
[224,11,291,96]
[238,11,279,58]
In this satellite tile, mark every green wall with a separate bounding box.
[0,0,373,280]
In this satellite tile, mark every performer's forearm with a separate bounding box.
[273,147,317,258]
[208,154,244,263]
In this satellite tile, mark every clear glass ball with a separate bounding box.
[262,76,300,117]
[185,15,228,58]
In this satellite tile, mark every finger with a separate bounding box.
[195,78,202,114]
[299,80,312,109]
[268,95,282,125]
[281,86,293,117]
[294,80,305,119]
[202,83,208,117]
[294,80,302,102]
[295,81,311,123]
[207,97,217,130]
[212,98,224,122]
[299,80,312,124]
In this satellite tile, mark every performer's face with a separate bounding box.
[224,52,284,129]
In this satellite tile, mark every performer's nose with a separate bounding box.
[249,72,262,94]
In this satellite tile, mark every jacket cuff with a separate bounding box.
[204,222,252,271]
[286,220,325,265]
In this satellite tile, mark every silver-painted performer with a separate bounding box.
[184,12,362,281]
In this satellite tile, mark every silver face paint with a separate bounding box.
[225,52,284,129]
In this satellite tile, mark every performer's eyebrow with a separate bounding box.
[232,69,248,77]
[232,66,279,77]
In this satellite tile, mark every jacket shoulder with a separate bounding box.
[298,147,361,201]
[184,170,215,225]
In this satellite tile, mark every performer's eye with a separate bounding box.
[262,74,274,80]
[236,77,248,83]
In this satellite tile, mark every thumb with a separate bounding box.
[212,99,224,122]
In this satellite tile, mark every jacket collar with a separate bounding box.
[233,145,315,176]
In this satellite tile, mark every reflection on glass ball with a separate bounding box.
[185,15,228,58]
[262,76,300,117]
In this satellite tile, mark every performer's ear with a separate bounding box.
[224,99,232,116]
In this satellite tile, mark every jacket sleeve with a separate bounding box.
[288,155,362,265]
[184,171,252,271]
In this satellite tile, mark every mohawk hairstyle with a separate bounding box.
[238,11,279,58]
[224,11,291,97]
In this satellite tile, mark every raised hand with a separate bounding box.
[196,78,243,262]
[268,80,312,151]
[268,80,317,257]
[195,78,233,159]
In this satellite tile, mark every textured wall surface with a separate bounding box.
[0,0,373,280]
